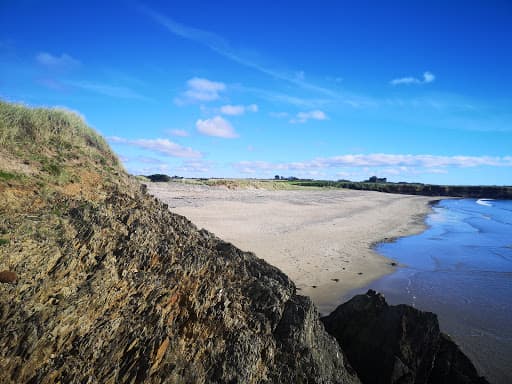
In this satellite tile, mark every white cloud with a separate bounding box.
[135,156,167,164]
[325,154,510,168]
[176,77,226,104]
[108,136,201,158]
[233,154,512,174]
[269,112,289,118]
[36,52,80,69]
[167,129,189,137]
[196,116,238,138]
[175,160,213,173]
[423,71,435,83]
[290,110,328,124]
[220,105,244,115]
[220,104,258,115]
[390,71,436,85]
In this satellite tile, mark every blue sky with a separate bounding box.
[1,0,511,184]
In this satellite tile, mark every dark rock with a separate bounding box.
[321,290,488,384]
[0,270,17,283]
[1,189,360,383]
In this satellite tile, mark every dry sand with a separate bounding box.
[148,182,433,314]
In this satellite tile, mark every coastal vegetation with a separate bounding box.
[291,180,512,199]
[145,174,512,198]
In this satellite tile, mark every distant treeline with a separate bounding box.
[145,174,183,182]
[291,181,512,199]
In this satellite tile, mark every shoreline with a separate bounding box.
[148,182,434,314]
[312,196,434,314]
[352,198,512,383]
[338,199,439,305]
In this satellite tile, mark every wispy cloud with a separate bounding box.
[234,154,512,174]
[269,112,289,118]
[220,104,258,116]
[390,71,435,86]
[141,6,348,99]
[290,110,328,124]
[108,136,201,158]
[36,52,80,69]
[134,156,167,164]
[37,78,66,91]
[69,81,149,100]
[175,160,213,173]
[196,116,238,138]
[238,83,378,109]
[166,129,189,137]
[175,77,226,104]
[235,85,333,108]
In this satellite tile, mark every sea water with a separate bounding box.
[358,199,512,384]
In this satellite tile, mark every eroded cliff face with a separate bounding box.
[0,102,359,383]
[321,290,488,384]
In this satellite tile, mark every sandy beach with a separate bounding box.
[148,182,433,314]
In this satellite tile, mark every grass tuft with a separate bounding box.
[0,170,18,181]
[0,100,120,168]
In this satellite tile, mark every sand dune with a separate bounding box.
[148,182,432,314]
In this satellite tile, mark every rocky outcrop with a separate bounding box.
[321,290,488,384]
[0,101,358,383]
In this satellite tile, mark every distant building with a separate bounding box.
[367,176,387,183]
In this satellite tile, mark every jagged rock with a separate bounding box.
[1,188,359,383]
[321,290,488,384]
[0,101,359,383]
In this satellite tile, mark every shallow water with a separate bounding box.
[345,199,512,384]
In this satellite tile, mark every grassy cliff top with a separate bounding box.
[0,100,119,168]
[0,101,125,212]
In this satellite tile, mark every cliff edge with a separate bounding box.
[0,101,358,383]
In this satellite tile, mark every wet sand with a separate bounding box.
[148,182,432,314]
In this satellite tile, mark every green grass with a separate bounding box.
[0,100,120,169]
[0,238,9,246]
[0,170,18,181]
[42,162,62,176]
[291,180,512,199]
[171,178,323,190]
